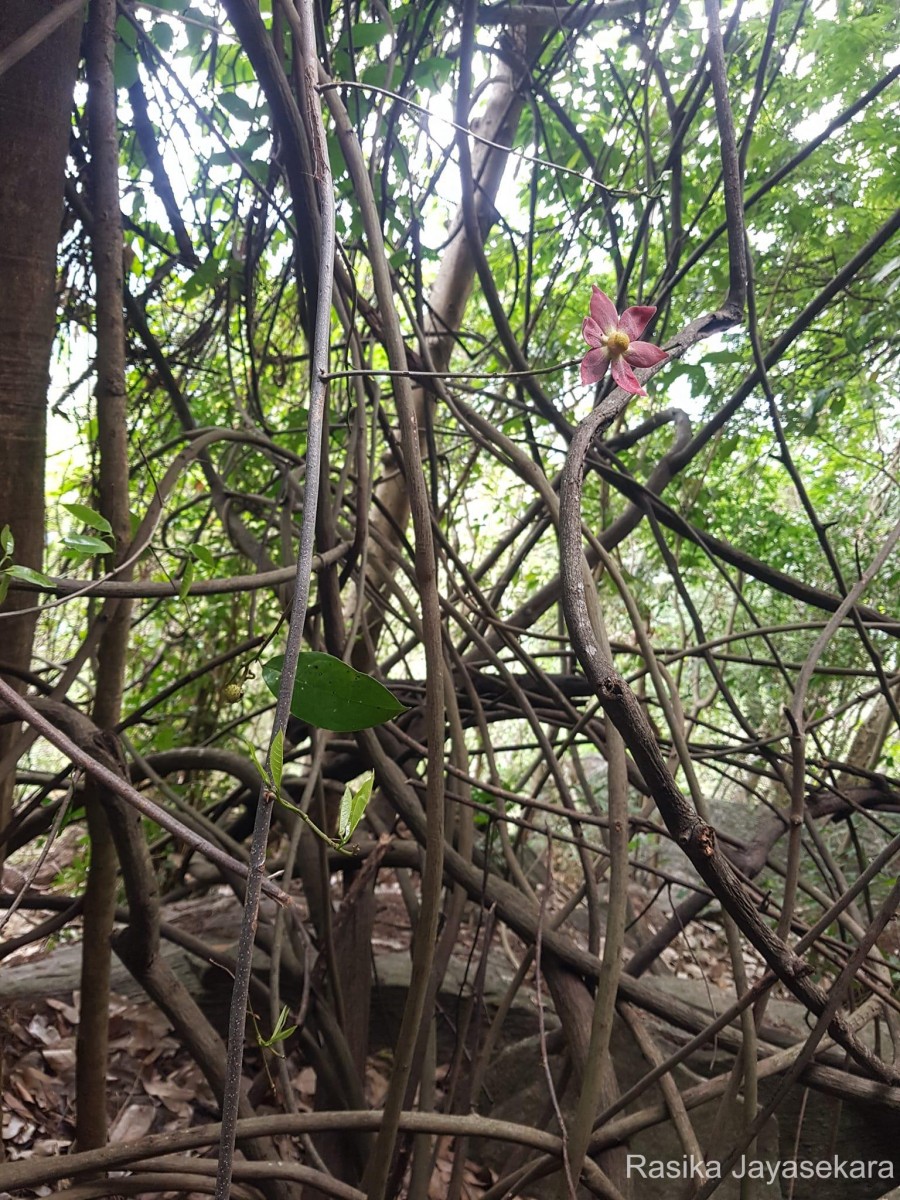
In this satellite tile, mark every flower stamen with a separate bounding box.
[606,329,631,358]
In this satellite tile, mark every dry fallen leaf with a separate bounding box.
[109,1102,156,1144]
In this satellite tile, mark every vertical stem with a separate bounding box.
[213,0,335,1195]
[321,56,446,1200]
[76,0,131,1155]
[561,726,628,1195]
[704,0,747,315]
[0,0,81,1133]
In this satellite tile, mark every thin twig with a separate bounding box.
[212,0,336,1194]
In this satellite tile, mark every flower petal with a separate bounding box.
[589,286,619,334]
[618,304,657,341]
[582,316,604,348]
[581,346,610,385]
[610,355,646,396]
[624,340,668,367]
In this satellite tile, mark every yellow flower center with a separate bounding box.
[606,329,630,357]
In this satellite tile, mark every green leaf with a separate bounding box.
[360,61,391,90]
[64,503,113,535]
[262,652,407,732]
[257,1004,297,1050]
[0,575,9,605]
[0,525,13,557]
[236,735,267,785]
[182,256,220,301]
[344,20,388,48]
[411,56,453,89]
[114,42,139,90]
[5,564,55,587]
[179,557,194,601]
[115,14,138,49]
[155,725,175,752]
[271,1004,295,1039]
[338,771,374,843]
[189,543,215,569]
[61,534,114,557]
[270,729,284,792]
[338,781,354,842]
[218,90,257,122]
[149,21,174,53]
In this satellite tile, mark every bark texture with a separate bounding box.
[0,1,82,843]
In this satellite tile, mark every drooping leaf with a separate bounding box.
[61,534,114,557]
[63,503,113,535]
[5,564,55,587]
[262,653,407,732]
[189,543,215,569]
[114,42,139,90]
[178,557,194,601]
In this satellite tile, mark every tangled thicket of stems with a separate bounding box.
[1,0,899,1197]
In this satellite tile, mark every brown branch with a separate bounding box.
[477,1,641,26]
[79,0,133,1151]
[220,0,320,336]
[703,0,747,316]
[126,73,199,266]
[0,683,292,905]
[0,1110,592,1195]
[558,398,900,1085]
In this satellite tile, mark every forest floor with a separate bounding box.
[1,824,742,1198]
[1,843,495,1198]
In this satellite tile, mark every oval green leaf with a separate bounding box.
[262,652,407,733]
[178,557,194,601]
[62,534,114,556]
[189,543,215,569]
[5,564,55,587]
[63,503,113,535]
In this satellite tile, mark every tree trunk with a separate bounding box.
[0,0,82,844]
[0,0,82,1165]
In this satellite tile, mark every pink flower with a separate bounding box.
[580,285,668,396]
